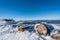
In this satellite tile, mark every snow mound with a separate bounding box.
[0,22,58,40]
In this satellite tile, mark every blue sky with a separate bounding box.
[0,0,60,20]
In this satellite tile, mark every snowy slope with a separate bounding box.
[0,25,55,40]
[0,20,59,40]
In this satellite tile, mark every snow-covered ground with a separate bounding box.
[0,29,55,40]
[0,20,60,40]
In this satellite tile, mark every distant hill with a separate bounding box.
[18,20,60,24]
[0,19,60,24]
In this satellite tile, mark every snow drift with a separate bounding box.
[0,19,60,40]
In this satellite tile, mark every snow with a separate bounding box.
[0,27,55,40]
[50,24,60,30]
[0,20,6,25]
[0,21,59,40]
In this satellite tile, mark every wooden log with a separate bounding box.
[35,23,47,35]
[16,26,24,32]
[51,34,60,40]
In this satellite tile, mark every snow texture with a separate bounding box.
[0,21,60,40]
